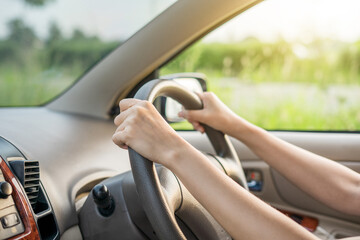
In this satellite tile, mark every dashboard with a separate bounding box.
[0,108,132,240]
[1,108,360,240]
[0,108,235,240]
[0,137,58,240]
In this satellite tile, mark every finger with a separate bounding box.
[192,121,201,129]
[193,92,212,104]
[195,91,205,99]
[192,121,205,133]
[201,91,215,100]
[112,131,129,149]
[197,125,205,133]
[114,123,125,133]
[178,110,184,118]
[114,107,134,126]
[180,108,205,122]
[119,98,141,112]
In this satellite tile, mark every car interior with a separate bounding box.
[0,0,359,239]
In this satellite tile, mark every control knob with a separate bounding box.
[0,181,12,198]
[92,184,115,217]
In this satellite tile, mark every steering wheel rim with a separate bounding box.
[129,79,247,239]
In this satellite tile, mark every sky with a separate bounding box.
[0,0,176,40]
[1,0,360,43]
[205,0,360,43]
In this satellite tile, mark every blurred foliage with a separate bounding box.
[23,0,53,6]
[162,38,360,85]
[162,38,360,131]
[0,13,359,131]
[45,37,117,69]
[7,18,38,46]
[46,22,62,45]
[0,18,119,106]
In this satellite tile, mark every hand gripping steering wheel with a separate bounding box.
[129,79,248,239]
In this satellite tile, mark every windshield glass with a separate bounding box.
[0,0,176,106]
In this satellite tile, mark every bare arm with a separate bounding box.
[169,142,317,240]
[112,99,317,240]
[180,92,360,215]
[234,120,360,215]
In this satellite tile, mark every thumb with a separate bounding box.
[178,108,205,123]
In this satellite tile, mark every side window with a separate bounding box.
[160,0,360,131]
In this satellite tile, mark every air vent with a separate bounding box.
[9,160,40,210]
[24,161,40,208]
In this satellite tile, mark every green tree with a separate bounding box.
[23,0,53,6]
[71,29,86,40]
[47,22,62,45]
[7,18,37,47]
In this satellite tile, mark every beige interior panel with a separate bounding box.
[179,131,360,162]
[60,225,82,240]
[271,164,360,224]
[270,202,360,239]
[178,130,360,236]
[241,160,360,223]
[231,131,360,162]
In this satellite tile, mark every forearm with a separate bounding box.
[229,116,360,215]
[167,142,317,240]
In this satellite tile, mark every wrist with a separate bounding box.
[230,116,264,144]
[219,112,241,135]
[164,138,199,174]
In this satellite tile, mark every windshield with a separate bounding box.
[0,0,176,106]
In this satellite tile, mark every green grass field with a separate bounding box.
[161,39,360,131]
[1,38,359,131]
[0,63,77,106]
[168,80,360,131]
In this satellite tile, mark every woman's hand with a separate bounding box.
[112,99,189,168]
[178,92,240,135]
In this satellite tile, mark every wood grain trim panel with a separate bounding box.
[0,157,40,240]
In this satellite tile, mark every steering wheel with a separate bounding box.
[129,79,248,239]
